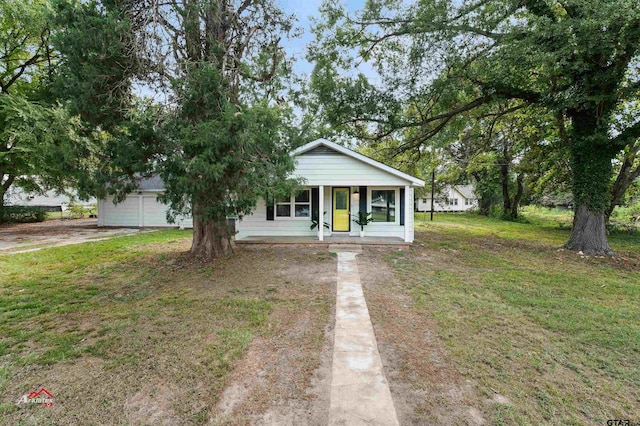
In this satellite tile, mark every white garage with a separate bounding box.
[97,177,193,228]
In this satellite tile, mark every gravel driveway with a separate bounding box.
[0,219,151,254]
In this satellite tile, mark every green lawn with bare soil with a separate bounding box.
[0,231,334,424]
[370,212,639,425]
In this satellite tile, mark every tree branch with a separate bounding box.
[2,174,15,191]
[610,120,640,149]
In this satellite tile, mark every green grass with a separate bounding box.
[392,212,639,424]
[0,230,283,423]
[417,207,639,252]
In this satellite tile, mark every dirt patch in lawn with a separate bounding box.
[358,246,489,425]
[366,225,640,425]
[1,240,335,425]
[0,218,148,253]
[210,247,336,426]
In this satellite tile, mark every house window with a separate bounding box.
[276,194,291,217]
[276,190,310,218]
[465,198,471,205]
[449,198,458,206]
[294,190,310,217]
[371,189,396,222]
[422,198,427,203]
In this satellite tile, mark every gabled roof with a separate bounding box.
[138,175,165,191]
[292,139,425,187]
[424,184,477,199]
[454,185,476,199]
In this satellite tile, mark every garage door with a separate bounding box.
[104,196,140,226]
[142,196,170,226]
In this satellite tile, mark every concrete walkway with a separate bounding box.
[328,244,399,426]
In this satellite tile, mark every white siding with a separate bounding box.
[235,197,316,239]
[357,223,405,239]
[416,198,477,212]
[236,189,407,240]
[99,192,193,228]
[404,188,414,243]
[181,216,193,229]
[294,153,413,186]
[102,196,139,226]
[324,186,332,234]
[142,196,170,226]
[416,187,477,212]
[97,199,105,226]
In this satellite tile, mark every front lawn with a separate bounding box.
[362,212,639,425]
[0,231,334,424]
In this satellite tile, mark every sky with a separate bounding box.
[277,0,369,78]
[135,0,372,102]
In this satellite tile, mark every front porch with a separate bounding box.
[234,139,425,244]
[234,235,408,246]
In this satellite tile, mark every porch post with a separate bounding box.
[404,185,411,242]
[318,185,324,241]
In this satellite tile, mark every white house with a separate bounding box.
[5,187,96,212]
[98,139,425,242]
[97,176,193,228]
[415,185,477,212]
[235,139,425,243]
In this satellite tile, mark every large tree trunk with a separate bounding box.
[471,171,493,215]
[564,110,614,255]
[510,172,524,219]
[0,189,5,223]
[478,197,491,215]
[190,216,233,259]
[500,142,512,216]
[565,204,613,255]
[501,164,511,216]
[0,174,12,223]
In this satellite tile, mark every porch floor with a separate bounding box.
[234,235,408,246]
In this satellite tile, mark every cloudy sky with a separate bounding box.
[277,0,368,77]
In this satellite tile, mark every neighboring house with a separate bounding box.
[235,139,425,243]
[5,187,96,212]
[97,176,193,228]
[415,185,478,212]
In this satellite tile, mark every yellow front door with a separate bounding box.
[333,188,350,232]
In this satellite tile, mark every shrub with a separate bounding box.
[1,206,46,223]
[66,202,97,219]
[610,201,640,222]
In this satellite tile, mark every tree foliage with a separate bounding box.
[52,0,299,259]
[310,0,640,254]
[0,0,83,219]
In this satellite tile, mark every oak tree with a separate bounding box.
[311,0,640,255]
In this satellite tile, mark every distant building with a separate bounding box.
[4,187,96,212]
[415,185,478,212]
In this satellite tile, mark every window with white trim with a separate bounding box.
[275,190,310,218]
[294,190,310,217]
[276,194,291,217]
